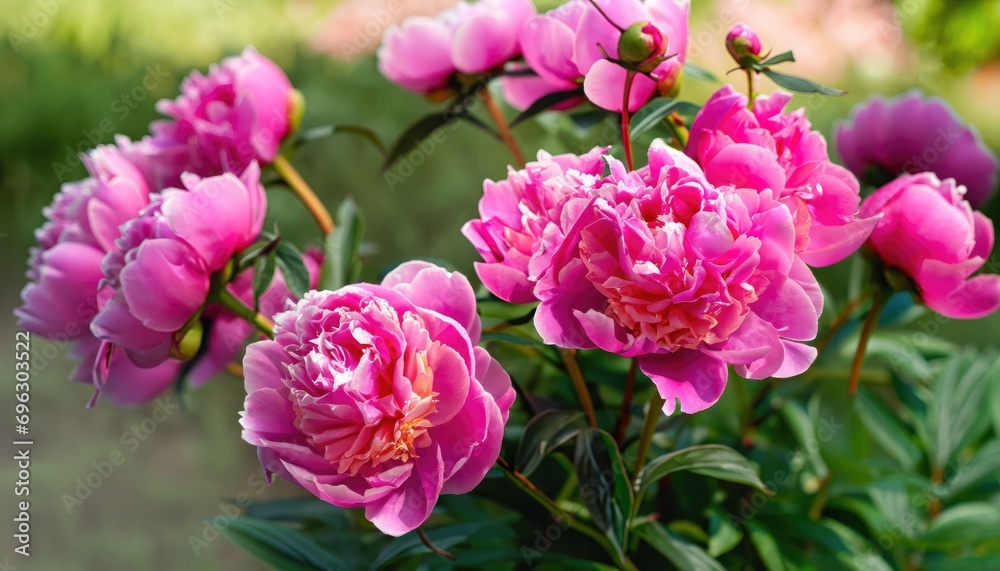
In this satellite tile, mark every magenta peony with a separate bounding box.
[240,261,514,535]
[860,173,1000,319]
[462,147,608,304]
[91,163,266,370]
[377,0,536,95]
[502,0,689,113]
[16,144,183,405]
[836,91,999,208]
[687,85,879,267]
[534,141,822,414]
[150,47,295,179]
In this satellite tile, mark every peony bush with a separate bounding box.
[18,2,1000,569]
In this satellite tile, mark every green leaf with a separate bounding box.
[927,351,998,470]
[779,400,829,480]
[636,445,769,502]
[707,509,743,557]
[516,410,587,477]
[510,89,586,127]
[532,560,620,571]
[323,198,365,290]
[382,112,459,170]
[368,522,495,571]
[745,521,786,571]
[760,69,846,96]
[252,252,277,312]
[854,388,922,472]
[683,63,721,83]
[918,502,1000,549]
[942,439,1000,498]
[794,519,893,571]
[294,124,386,156]
[220,517,348,571]
[243,498,352,529]
[274,241,311,298]
[634,521,725,571]
[574,428,634,559]
[630,99,701,140]
[759,50,795,67]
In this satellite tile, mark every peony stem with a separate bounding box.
[814,291,872,356]
[272,155,335,236]
[615,358,638,445]
[562,349,599,428]
[744,68,756,111]
[621,70,637,171]
[632,391,666,484]
[848,288,887,395]
[480,88,526,168]
[417,528,456,561]
[217,288,275,340]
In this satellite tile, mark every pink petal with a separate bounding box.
[582,59,658,113]
[798,215,881,268]
[364,445,444,536]
[382,261,482,343]
[639,350,728,415]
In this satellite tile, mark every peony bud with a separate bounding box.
[288,89,306,136]
[171,319,204,362]
[726,23,762,66]
[618,21,669,73]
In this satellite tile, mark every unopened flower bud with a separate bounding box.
[171,319,204,362]
[726,23,762,67]
[288,89,306,135]
[619,21,669,73]
[656,64,683,99]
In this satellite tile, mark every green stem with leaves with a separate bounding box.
[744,68,757,110]
[632,391,666,483]
[216,288,275,340]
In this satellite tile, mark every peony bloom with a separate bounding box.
[151,47,295,179]
[534,141,822,415]
[240,261,514,536]
[836,91,999,208]
[91,163,266,370]
[502,0,689,113]
[462,147,608,304]
[378,0,535,95]
[860,173,1000,319]
[687,85,879,267]
[16,144,183,406]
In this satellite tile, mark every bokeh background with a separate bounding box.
[1,0,998,569]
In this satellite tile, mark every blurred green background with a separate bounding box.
[1,0,998,569]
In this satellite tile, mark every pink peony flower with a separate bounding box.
[240,261,514,536]
[462,147,608,304]
[687,85,879,267]
[91,163,266,370]
[502,0,689,113]
[860,173,1000,319]
[16,144,183,406]
[836,91,999,208]
[378,0,536,95]
[534,141,822,415]
[151,47,295,179]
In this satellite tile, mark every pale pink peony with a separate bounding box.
[16,144,182,406]
[534,141,822,415]
[91,163,266,370]
[150,47,295,179]
[502,0,689,113]
[860,173,1000,319]
[836,91,999,208]
[378,0,536,95]
[462,147,608,304]
[240,262,514,536]
[687,85,879,267]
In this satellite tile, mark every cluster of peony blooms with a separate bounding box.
[18,0,1000,543]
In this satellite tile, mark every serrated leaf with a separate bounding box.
[918,502,1000,549]
[760,69,846,96]
[382,113,459,170]
[630,99,702,140]
[252,252,277,311]
[510,89,585,127]
[323,198,365,290]
[574,428,633,560]
[683,63,721,83]
[368,522,495,571]
[274,241,311,298]
[779,400,829,480]
[636,445,769,502]
[635,522,725,571]
[759,50,795,67]
[220,517,348,571]
[854,388,922,472]
[516,410,587,477]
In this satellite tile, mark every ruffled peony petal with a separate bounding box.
[118,239,211,332]
[383,260,481,343]
[364,445,444,536]
[798,215,881,268]
[640,350,728,415]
